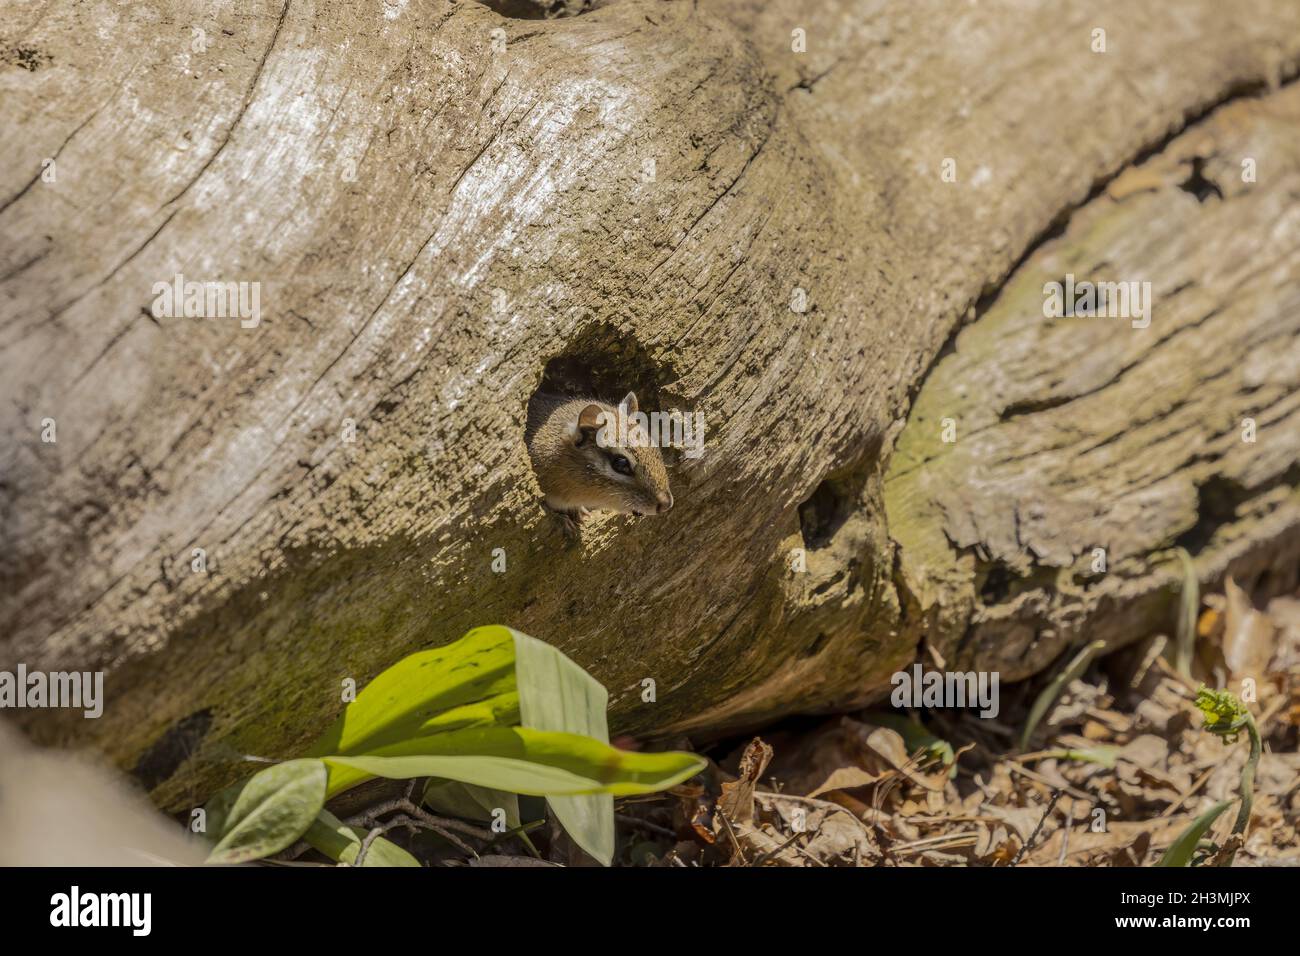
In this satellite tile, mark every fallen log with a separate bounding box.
[1,0,1298,809]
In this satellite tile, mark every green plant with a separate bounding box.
[1157,686,1260,867]
[1156,800,1231,867]
[866,711,957,777]
[202,626,705,866]
[1019,640,1105,750]
[1172,548,1198,678]
[1033,746,1120,768]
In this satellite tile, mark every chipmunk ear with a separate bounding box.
[576,403,603,446]
[619,391,639,416]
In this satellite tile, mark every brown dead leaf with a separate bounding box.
[766,717,925,799]
[1222,577,1275,678]
[1038,819,1174,865]
[1082,719,1112,740]
[724,820,799,867]
[1265,596,1300,670]
[717,737,772,825]
[984,805,1044,843]
[807,766,882,799]
[801,811,879,865]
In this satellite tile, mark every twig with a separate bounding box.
[338,794,495,865]
[353,813,479,865]
[1058,798,1072,866]
[344,798,493,842]
[892,831,980,854]
[716,810,748,866]
[1005,760,1092,801]
[750,831,802,867]
[1011,789,1062,866]
[354,818,408,866]
[615,813,677,839]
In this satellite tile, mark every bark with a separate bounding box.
[1,0,1298,808]
[886,82,1300,681]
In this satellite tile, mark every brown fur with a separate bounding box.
[526,392,672,533]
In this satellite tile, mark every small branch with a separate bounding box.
[616,813,677,839]
[1012,789,1062,866]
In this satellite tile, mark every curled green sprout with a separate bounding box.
[1194,686,1250,743]
[1193,686,1261,858]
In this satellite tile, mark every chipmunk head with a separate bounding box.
[570,392,673,517]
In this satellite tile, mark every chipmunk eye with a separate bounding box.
[610,455,634,476]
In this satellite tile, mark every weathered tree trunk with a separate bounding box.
[2,0,1298,808]
[887,81,1300,682]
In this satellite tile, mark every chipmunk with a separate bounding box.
[526,391,673,537]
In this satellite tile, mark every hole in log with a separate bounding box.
[1177,156,1224,202]
[1174,463,1300,556]
[798,462,871,551]
[975,559,1057,608]
[473,0,593,19]
[130,708,213,791]
[528,321,669,429]
[978,561,1017,604]
[524,323,677,518]
[1174,474,1247,553]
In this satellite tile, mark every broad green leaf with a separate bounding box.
[203,780,241,840]
[306,626,520,757]
[1157,800,1231,867]
[511,629,614,865]
[302,625,699,866]
[205,759,327,864]
[1172,548,1198,678]
[422,779,521,830]
[323,727,705,802]
[304,809,421,867]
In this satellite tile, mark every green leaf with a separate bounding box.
[422,779,521,830]
[203,780,241,840]
[306,626,520,757]
[302,625,700,865]
[1157,800,1232,867]
[323,727,705,802]
[511,629,614,865]
[1020,640,1106,750]
[1173,548,1199,678]
[303,809,421,867]
[205,759,327,864]
[866,711,957,774]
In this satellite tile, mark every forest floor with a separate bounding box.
[610,580,1300,867]
[272,577,1299,868]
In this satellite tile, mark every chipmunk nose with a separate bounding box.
[656,493,673,514]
